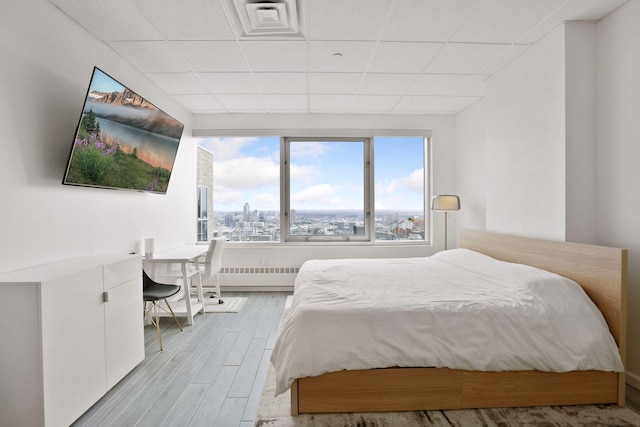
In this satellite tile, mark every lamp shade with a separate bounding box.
[431,195,460,211]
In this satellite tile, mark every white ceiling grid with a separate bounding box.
[50,0,628,115]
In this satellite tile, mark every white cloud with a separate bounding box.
[213,157,279,190]
[289,141,330,158]
[376,168,424,196]
[291,184,336,204]
[404,168,424,192]
[289,164,318,183]
[198,137,259,161]
[213,191,242,207]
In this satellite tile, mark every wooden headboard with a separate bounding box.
[460,229,627,364]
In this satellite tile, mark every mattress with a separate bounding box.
[270,248,624,396]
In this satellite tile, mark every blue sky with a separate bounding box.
[198,136,425,213]
[89,68,125,93]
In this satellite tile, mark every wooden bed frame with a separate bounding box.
[290,229,627,415]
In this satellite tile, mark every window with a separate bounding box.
[197,132,430,244]
[198,136,281,242]
[197,186,208,242]
[373,136,426,241]
[283,137,370,241]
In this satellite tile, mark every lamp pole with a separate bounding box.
[444,211,448,250]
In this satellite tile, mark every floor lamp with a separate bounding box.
[431,195,460,250]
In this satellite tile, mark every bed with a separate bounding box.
[271,229,627,415]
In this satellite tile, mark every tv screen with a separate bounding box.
[62,67,184,194]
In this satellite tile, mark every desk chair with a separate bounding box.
[156,238,226,305]
[143,270,183,350]
[199,237,226,303]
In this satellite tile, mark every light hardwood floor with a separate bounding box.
[73,290,640,426]
[72,291,291,427]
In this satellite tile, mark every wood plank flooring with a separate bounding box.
[72,290,640,426]
[72,291,291,427]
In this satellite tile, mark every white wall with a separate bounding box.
[565,22,598,244]
[456,5,640,385]
[596,0,640,386]
[457,22,598,243]
[455,100,486,231]
[0,0,197,273]
[484,24,567,241]
[193,113,458,271]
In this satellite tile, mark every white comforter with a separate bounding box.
[270,249,624,395]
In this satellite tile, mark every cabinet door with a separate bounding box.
[0,285,44,427]
[40,267,106,427]
[104,276,145,389]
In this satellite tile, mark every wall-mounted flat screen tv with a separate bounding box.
[62,67,184,194]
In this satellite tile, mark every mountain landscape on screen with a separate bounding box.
[63,67,184,194]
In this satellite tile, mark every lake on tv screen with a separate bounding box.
[66,99,183,193]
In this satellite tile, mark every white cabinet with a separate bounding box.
[0,254,144,427]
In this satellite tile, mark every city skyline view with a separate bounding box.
[197,135,427,241]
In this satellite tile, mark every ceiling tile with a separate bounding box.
[132,0,235,40]
[359,74,418,95]
[171,41,249,72]
[145,72,209,95]
[216,94,266,111]
[310,41,376,72]
[51,0,631,115]
[480,44,530,75]
[425,43,511,74]
[353,95,401,112]
[438,96,482,112]
[253,73,308,94]
[198,73,258,94]
[450,0,561,44]
[309,0,392,40]
[240,41,307,72]
[393,95,481,114]
[407,74,474,96]
[51,0,162,41]
[368,42,443,73]
[393,95,447,113]
[172,94,225,112]
[309,73,363,94]
[263,94,308,111]
[453,75,488,97]
[310,94,356,112]
[108,41,190,73]
[381,0,478,42]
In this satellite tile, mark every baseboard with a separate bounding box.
[221,285,294,292]
[627,370,640,389]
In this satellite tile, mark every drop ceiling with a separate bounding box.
[50,0,627,115]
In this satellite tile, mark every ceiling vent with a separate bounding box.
[229,0,303,37]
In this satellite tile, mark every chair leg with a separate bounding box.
[164,298,183,331]
[153,302,164,351]
[215,273,223,304]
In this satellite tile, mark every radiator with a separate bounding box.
[219,266,299,289]
[221,266,300,275]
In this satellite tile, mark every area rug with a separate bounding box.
[254,365,640,426]
[203,296,247,313]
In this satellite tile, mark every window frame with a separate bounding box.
[195,129,432,245]
[282,136,373,243]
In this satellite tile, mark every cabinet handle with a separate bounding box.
[103,291,109,303]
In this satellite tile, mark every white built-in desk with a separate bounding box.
[145,245,209,325]
[0,254,144,427]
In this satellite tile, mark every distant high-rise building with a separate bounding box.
[290,208,296,225]
[243,202,250,221]
[224,214,234,228]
